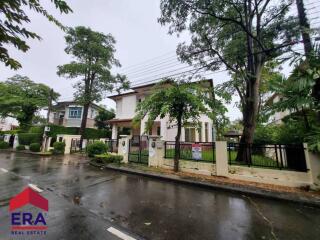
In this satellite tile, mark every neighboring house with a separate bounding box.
[266,93,290,124]
[0,117,19,131]
[49,101,103,129]
[107,80,214,142]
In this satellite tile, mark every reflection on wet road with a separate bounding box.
[0,152,320,240]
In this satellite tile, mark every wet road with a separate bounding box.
[0,152,320,240]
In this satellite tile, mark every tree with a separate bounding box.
[159,0,300,160]
[94,108,115,130]
[0,0,72,69]
[0,75,60,130]
[57,26,129,144]
[133,79,209,172]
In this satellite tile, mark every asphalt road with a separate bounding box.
[0,152,320,240]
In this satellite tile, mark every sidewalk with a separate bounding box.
[90,161,320,208]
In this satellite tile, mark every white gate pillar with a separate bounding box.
[118,135,130,163]
[148,136,163,167]
[215,141,228,177]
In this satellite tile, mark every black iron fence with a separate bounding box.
[227,143,308,172]
[164,141,215,163]
[105,139,118,153]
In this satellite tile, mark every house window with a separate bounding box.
[185,128,196,142]
[157,126,161,136]
[69,107,82,119]
[205,123,209,142]
[198,126,202,142]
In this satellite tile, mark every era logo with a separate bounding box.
[9,187,48,231]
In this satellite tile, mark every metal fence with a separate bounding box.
[164,141,215,163]
[227,143,308,172]
[105,139,118,153]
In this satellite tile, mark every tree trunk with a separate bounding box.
[79,103,90,149]
[174,117,182,172]
[236,70,261,163]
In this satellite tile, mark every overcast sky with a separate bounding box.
[1,0,319,121]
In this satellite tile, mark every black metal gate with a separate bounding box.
[129,135,149,164]
[70,138,81,153]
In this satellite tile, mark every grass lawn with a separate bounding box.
[165,148,277,167]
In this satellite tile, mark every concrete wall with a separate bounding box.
[309,152,320,189]
[117,137,319,188]
[229,165,312,187]
[162,158,216,176]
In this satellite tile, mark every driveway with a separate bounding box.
[0,152,319,240]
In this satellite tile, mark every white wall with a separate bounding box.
[115,95,137,119]
[0,117,19,131]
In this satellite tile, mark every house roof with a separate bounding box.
[52,101,105,111]
[106,118,133,123]
[108,79,214,100]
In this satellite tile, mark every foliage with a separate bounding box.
[94,109,115,130]
[16,145,26,151]
[86,142,107,157]
[57,26,129,139]
[29,143,41,152]
[53,142,65,155]
[24,132,42,143]
[253,125,278,145]
[0,141,9,149]
[18,133,42,145]
[0,0,72,69]
[0,75,60,131]
[133,79,209,171]
[94,153,123,164]
[305,127,320,153]
[159,0,300,146]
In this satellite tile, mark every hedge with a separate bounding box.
[86,142,107,157]
[0,141,9,149]
[16,145,26,151]
[43,125,111,139]
[30,143,41,152]
[53,142,65,155]
[18,133,42,145]
[94,153,123,164]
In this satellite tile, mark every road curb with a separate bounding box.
[100,164,320,208]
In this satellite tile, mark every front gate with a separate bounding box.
[129,135,149,164]
[70,138,81,153]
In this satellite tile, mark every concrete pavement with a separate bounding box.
[0,152,320,240]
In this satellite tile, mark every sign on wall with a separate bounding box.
[192,144,202,160]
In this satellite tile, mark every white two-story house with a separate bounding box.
[108,80,214,142]
[49,101,103,129]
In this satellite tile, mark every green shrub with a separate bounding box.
[0,141,9,149]
[94,153,123,164]
[86,142,107,157]
[16,145,26,151]
[29,143,41,152]
[53,142,65,154]
[18,133,42,145]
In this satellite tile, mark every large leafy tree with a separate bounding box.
[159,0,300,160]
[57,26,129,143]
[133,79,210,172]
[0,0,72,69]
[0,75,60,130]
[94,108,115,130]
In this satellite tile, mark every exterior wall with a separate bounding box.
[270,95,290,124]
[229,165,312,187]
[0,117,18,131]
[158,114,213,142]
[115,95,137,119]
[309,152,320,189]
[162,158,216,176]
[51,104,98,129]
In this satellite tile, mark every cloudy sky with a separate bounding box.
[1,0,320,121]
